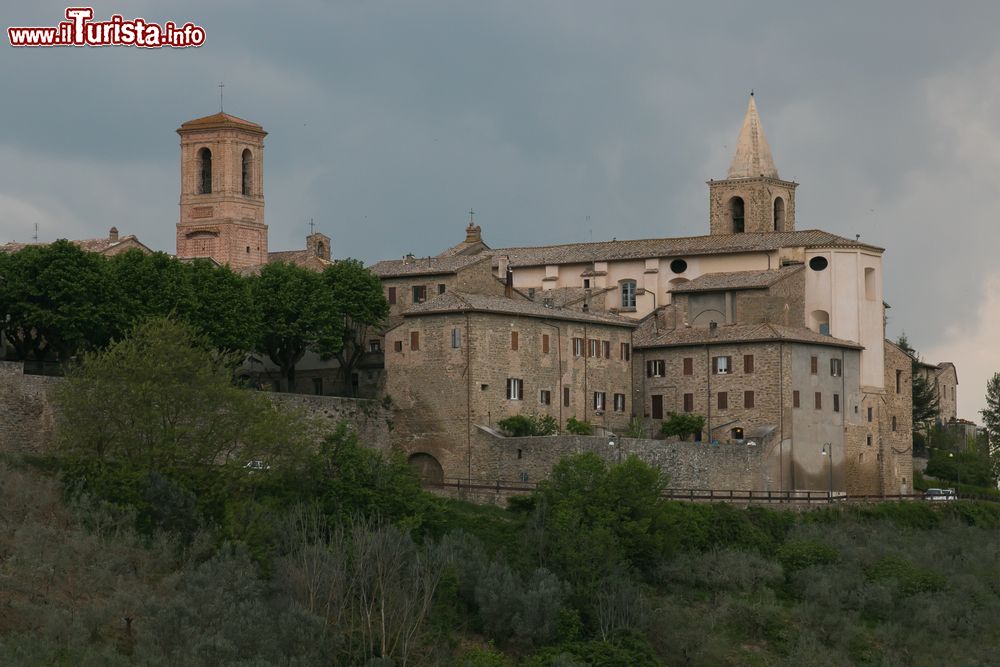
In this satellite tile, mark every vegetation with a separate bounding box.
[564,417,593,435]
[898,333,940,455]
[323,258,391,393]
[497,414,559,437]
[659,412,705,440]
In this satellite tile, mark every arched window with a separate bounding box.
[810,309,831,335]
[729,197,745,233]
[316,241,325,257]
[241,148,252,196]
[773,197,785,231]
[198,147,212,194]
[621,280,637,309]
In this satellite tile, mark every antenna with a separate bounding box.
[32,222,38,242]
[218,81,225,112]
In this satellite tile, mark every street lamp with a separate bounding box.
[948,451,961,488]
[821,443,833,498]
[608,433,621,464]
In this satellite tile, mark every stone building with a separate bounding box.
[915,360,958,424]
[0,227,152,257]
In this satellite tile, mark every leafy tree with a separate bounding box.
[107,250,195,331]
[982,372,1000,479]
[322,259,389,394]
[660,412,705,440]
[498,414,559,437]
[565,417,593,435]
[53,317,310,473]
[181,259,256,353]
[251,261,343,391]
[898,334,940,445]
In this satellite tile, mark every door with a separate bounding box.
[651,395,664,420]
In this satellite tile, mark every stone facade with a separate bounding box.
[708,176,798,235]
[375,255,505,318]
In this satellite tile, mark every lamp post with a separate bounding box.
[821,443,833,498]
[948,451,960,488]
[608,433,620,464]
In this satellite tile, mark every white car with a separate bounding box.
[923,488,956,502]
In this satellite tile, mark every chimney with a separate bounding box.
[465,223,482,243]
[505,266,513,298]
[109,226,119,242]
[497,255,509,278]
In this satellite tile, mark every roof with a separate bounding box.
[0,235,151,256]
[728,94,779,179]
[671,265,803,293]
[370,254,488,278]
[238,249,333,276]
[177,112,267,136]
[528,286,615,309]
[490,229,882,268]
[402,291,637,327]
[634,320,863,350]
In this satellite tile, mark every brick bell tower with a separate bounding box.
[176,112,268,270]
[708,93,797,235]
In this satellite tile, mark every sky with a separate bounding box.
[2,1,1000,420]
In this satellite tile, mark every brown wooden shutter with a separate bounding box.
[683,357,693,375]
[511,331,518,351]
[651,395,664,420]
[410,331,419,350]
[683,393,694,412]
[744,354,754,373]
[811,356,818,374]
[815,392,822,409]
[793,390,800,408]
[563,386,570,407]
[744,390,754,408]
[542,334,549,353]
[718,392,728,410]
[388,287,396,304]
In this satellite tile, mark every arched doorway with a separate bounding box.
[407,452,444,485]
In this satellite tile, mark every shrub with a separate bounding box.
[659,412,705,440]
[866,555,947,596]
[624,416,644,438]
[565,417,593,435]
[497,414,558,437]
[777,538,839,572]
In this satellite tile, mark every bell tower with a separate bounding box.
[709,94,797,235]
[176,112,268,270]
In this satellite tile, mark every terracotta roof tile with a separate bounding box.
[403,291,636,327]
[177,112,267,135]
[634,320,862,350]
[671,265,803,293]
[370,254,488,278]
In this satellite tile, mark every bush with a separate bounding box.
[497,414,559,437]
[777,538,839,572]
[565,417,593,435]
[659,412,705,440]
[624,416,644,438]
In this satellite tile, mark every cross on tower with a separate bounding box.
[468,208,475,223]
[218,82,225,112]
[309,218,315,235]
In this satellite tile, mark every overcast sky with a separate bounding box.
[3,1,1000,420]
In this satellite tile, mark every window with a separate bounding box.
[506,378,523,400]
[729,196,745,233]
[718,392,728,410]
[313,378,323,395]
[412,285,427,303]
[583,278,591,289]
[712,356,731,374]
[864,268,876,301]
[867,407,873,422]
[593,391,606,411]
[198,147,212,194]
[867,434,873,447]
[511,331,519,351]
[540,390,551,405]
[651,395,664,419]
[410,331,420,350]
[589,339,599,358]
[369,339,382,353]
[744,354,754,373]
[451,328,461,348]
[393,340,403,353]
[892,416,897,431]
[833,393,840,412]
[573,338,584,357]
[621,280,637,309]
[563,386,570,407]
[773,196,785,231]
[647,360,665,377]
[793,390,800,408]
[388,287,397,304]
[541,334,550,354]
[815,392,822,410]
[437,283,446,295]
[614,393,626,412]
[809,256,829,271]
[732,427,744,441]
[620,342,630,361]
[830,358,842,377]
[810,356,818,374]
[241,149,252,196]
[602,340,611,358]
[683,393,694,412]
[670,258,687,274]
[683,357,693,375]
[896,369,902,393]
[744,391,754,409]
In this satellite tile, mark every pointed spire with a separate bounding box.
[727,93,779,179]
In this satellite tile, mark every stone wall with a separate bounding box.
[708,177,797,235]
[467,428,769,490]
[266,393,392,451]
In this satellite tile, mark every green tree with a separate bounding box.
[181,259,256,353]
[251,261,343,391]
[107,249,195,332]
[981,372,1000,481]
[53,317,310,472]
[322,259,389,394]
[660,412,706,440]
[898,334,940,449]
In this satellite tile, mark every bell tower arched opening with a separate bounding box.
[729,197,745,233]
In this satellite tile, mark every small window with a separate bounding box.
[683,357,693,375]
[583,278,591,289]
[729,196,745,233]
[744,354,754,373]
[731,427,744,441]
[511,331,519,351]
[369,339,382,353]
[620,342,630,361]
[867,434,873,447]
[563,386,570,407]
[810,356,818,374]
[864,268,876,301]
[713,356,731,374]
[830,358,842,377]
[718,392,728,410]
[815,392,822,410]
[542,334,550,354]
[451,328,461,348]
[809,256,829,271]
[833,393,840,413]
[892,416,897,431]
[683,393,694,412]
[506,378,523,401]
[412,286,427,303]
[621,280,637,309]
[437,283,446,295]
[393,340,403,353]
[573,338,584,357]
[313,378,323,395]
[895,369,902,393]
[388,287,397,305]
[588,339,599,358]
[410,331,420,350]
[670,258,687,274]
[198,147,212,194]
[594,391,606,411]
[867,406,873,422]
[744,391,754,409]
[614,393,626,412]
[540,390,551,405]
[241,148,252,196]
[602,340,611,358]
[793,390,800,408]
[647,360,665,377]
[517,449,523,460]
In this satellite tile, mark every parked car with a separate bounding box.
[923,488,956,502]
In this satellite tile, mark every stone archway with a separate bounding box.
[407,452,444,485]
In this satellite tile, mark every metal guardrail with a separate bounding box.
[428,478,1000,505]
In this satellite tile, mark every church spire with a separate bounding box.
[727,93,779,179]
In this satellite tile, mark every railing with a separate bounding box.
[428,478,1000,505]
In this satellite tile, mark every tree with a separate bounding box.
[660,413,705,440]
[981,372,1000,481]
[181,259,256,353]
[53,317,310,472]
[898,334,940,446]
[251,262,343,392]
[322,259,389,394]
